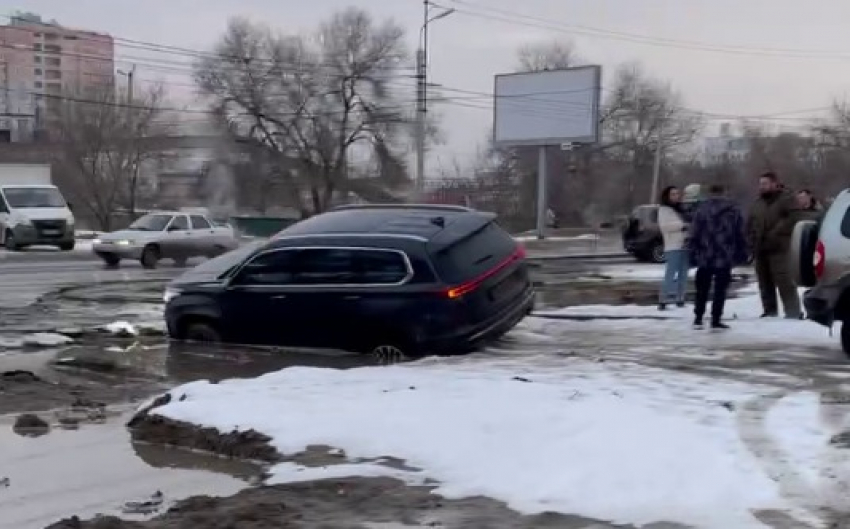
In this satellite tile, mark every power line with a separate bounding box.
[448,0,850,59]
[1,14,838,126]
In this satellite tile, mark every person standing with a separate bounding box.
[657,186,689,310]
[747,172,802,319]
[687,184,749,329]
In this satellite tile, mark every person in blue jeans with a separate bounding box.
[658,186,690,310]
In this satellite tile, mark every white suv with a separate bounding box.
[791,191,847,353]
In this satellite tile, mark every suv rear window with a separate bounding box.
[839,206,850,238]
[432,222,517,284]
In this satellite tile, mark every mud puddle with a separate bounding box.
[0,412,258,529]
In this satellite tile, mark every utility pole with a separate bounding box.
[415,46,425,200]
[650,120,663,204]
[126,64,135,104]
[414,0,454,201]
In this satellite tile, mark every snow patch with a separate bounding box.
[533,287,836,349]
[149,361,795,528]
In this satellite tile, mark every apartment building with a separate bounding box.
[0,12,114,140]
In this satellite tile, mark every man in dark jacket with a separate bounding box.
[687,184,749,329]
[747,172,801,319]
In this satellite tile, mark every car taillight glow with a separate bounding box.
[445,244,525,299]
[814,240,825,278]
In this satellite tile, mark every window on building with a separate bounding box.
[34,68,42,76]
[45,70,61,80]
[63,35,78,40]
[45,57,60,67]
[44,33,58,40]
[44,44,61,54]
[34,81,42,89]
[33,44,42,51]
[34,56,42,64]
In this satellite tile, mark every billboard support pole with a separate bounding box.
[536,145,547,240]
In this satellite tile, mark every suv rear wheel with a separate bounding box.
[791,220,819,287]
[650,240,665,263]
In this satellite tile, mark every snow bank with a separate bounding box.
[148,360,797,528]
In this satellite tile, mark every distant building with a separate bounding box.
[0,12,115,140]
[700,122,750,165]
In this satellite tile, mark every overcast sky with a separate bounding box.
[5,0,850,174]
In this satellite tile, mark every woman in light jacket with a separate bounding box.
[658,186,689,310]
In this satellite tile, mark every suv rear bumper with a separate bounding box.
[804,283,841,327]
[422,288,536,354]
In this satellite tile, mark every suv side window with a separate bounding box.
[235,250,296,285]
[190,215,211,229]
[294,248,355,284]
[353,249,409,284]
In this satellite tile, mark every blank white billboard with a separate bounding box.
[493,65,601,147]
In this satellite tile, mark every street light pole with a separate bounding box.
[414,1,454,200]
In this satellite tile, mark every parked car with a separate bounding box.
[92,211,238,269]
[791,189,850,355]
[163,204,536,358]
[622,205,665,263]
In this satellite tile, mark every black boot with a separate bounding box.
[711,319,730,330]
[658,303,667,311]
[693,316,704,329]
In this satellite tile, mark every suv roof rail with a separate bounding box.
[330,203,474,213]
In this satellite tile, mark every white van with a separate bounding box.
[0,183,75,251]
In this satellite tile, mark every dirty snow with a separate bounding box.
[102,321,139,337]
[147,357,824,528]
[532,285,836,349]
[0,333,73,349]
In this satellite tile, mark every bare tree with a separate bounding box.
[516,39,582,72]
[602,63,702,208]
[194,9,413,217]
[50,85,168,230]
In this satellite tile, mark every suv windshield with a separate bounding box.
[3,187,66,208]
[128,214,172,231]
[432,222,517,284]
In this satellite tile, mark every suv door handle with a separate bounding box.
[271,294,287,300]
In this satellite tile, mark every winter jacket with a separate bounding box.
[747,190,797,254]
[657,205,687,252]
[687,197,749,269]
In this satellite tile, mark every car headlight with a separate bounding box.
[163,288,181,303]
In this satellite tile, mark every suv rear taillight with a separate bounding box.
[814,240,825,279]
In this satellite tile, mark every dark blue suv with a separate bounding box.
[163,205,535,357]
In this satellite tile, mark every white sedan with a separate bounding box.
[92,211,239,268]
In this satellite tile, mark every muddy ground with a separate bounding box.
[3,261,760,529]
[45,477,648,529]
